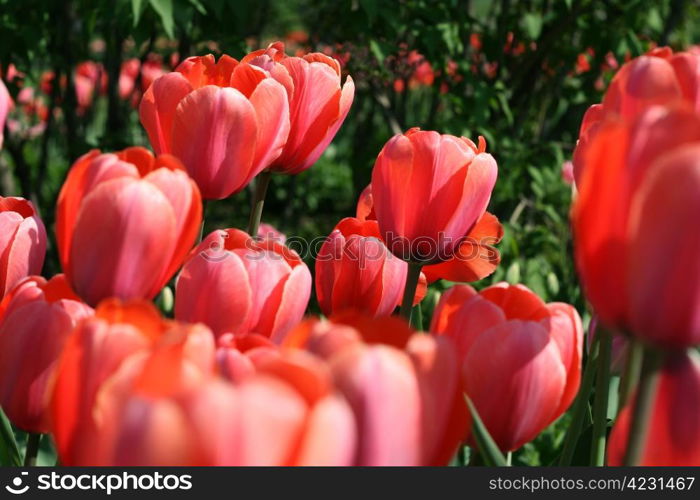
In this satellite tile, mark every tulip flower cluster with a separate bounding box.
[573,46,700,465]
[1,39,697,468]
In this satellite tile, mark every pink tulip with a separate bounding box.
[315,217,426,317]
[56,147,202,306]
[139,53,290,199]
[241,42,355,175]
[573,46,700,185]
[283,313,469,465]
[51,299,214,465]
[573,106,700,348]
[608,352,700,466]
[187,350,356,465]
[0,275,92,433]
[431,283,583,452]
[175,228,311,341]
[0,196,47,300]
[371,128,497,263]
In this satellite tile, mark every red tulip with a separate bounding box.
[241,42,355,175]
[188,350,356,465]
[0,196,46,300]
[573,47,700,185]
[315,217,426,317]
[51,299,215,465]
[0,79,11,148]
[139,53,290,199]
[118,58,140,99]
[608,352,700,466]
[0,275,92,433]
[56,147,201,306]
[431,283,582,452]
[371,128,497,263]
[573,106,700,348]
[175,228,311,341]
[355,184,502,283]
[283,313,469,465]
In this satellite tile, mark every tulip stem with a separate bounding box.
[617,338,644,416]
[623,347,664,466]
[247,169,272,237]
[590,327,612,466]
[24,433,41,466]
[559,332,599,466]
[399,262,423,322]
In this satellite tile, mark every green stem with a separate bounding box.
[24,433,41,466]
[559,332,599,465]
[623,348,664,466]
[399,263,423,321]
[465,397,507,467]
[246,169,272,237]
[617,338,644,416]
[590,328,612,466]
[411,303,423,330]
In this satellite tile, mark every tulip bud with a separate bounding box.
[0,196,47,300]
[175,228,311,342]
[371,128,497,264]
[431,283,583,452]
[315,217,425,317]
[56,147,202,306]
[140,53,290,199]
[573,106,700,348]
[242,42,355,175]
[0,275,92,433]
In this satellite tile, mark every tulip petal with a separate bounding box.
[171,86,258,199]
[139,72,193,154]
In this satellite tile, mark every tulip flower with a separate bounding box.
[371,128,497,263]
[573,105,700,348]
[355,184,502,284]
[608,352,700,466]
[241,41,355,175]
[175,228,311,341]
[139,53,290,199]
[0,196,47,300]
[573,47,700,185]
[0,275,92,433]
[187,350,357,465]
[283,313,469,465]
[215,332,277,383]
[0,79,11,148]
[51,299,215,465]
[56,147,202,306]
[430,283,582,452]
[315,217,426,317]
[257,222,286,243]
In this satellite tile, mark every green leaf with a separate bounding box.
[188,0,207,15]
[505,261,520,284]
[523,13,543,39]
[466,396,508,466]
[0,409,21,466]
[149,0,175,38]
[369,39,385,64]
[131,0,143,25]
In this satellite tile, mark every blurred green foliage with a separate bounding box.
[1,0,699,466]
